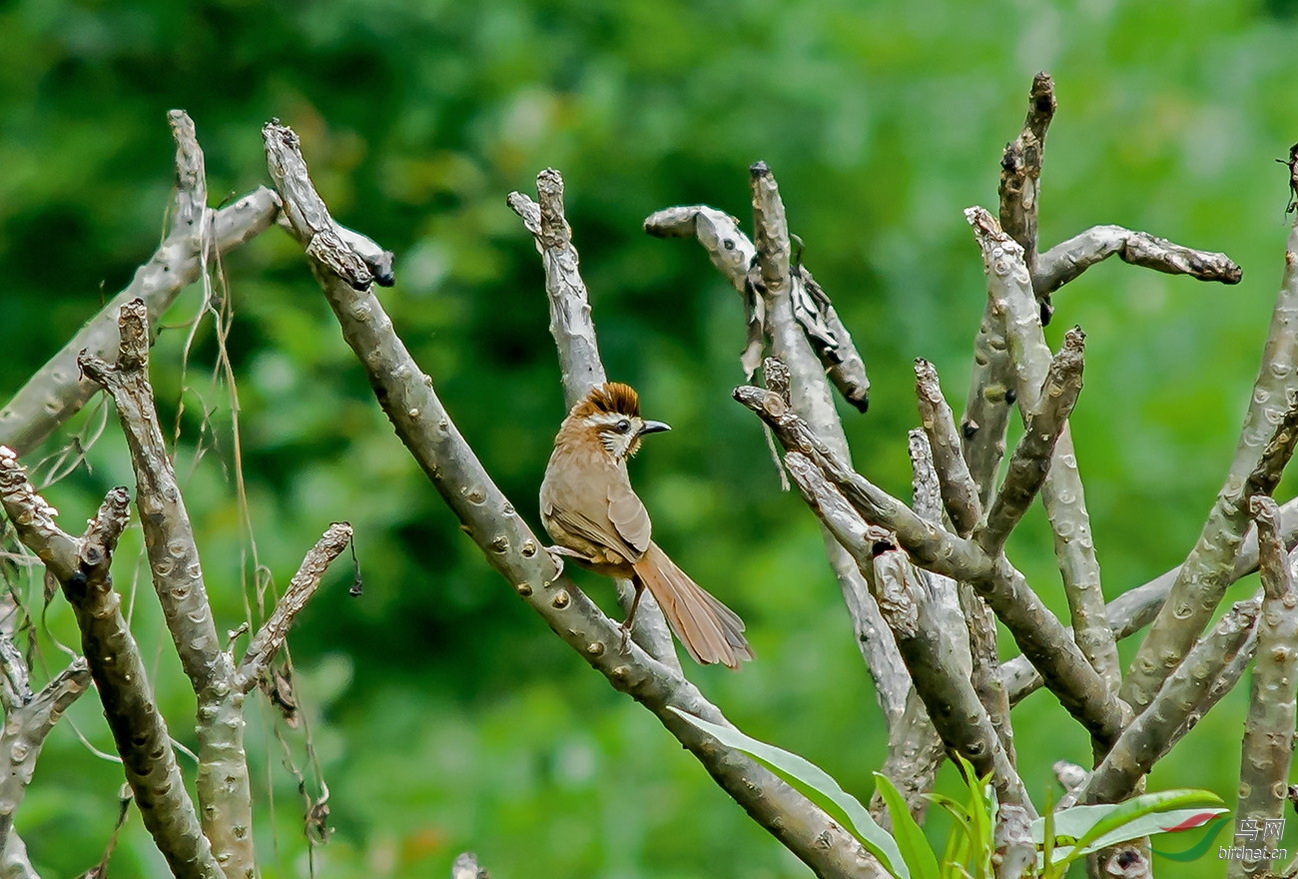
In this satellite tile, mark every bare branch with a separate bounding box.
[1231,497,1298,874]
[784,454,1031,814]
[976,327,1086,555]
[78,301,223,694]
[644,204,870,409]
[1121,251,1298,715]
[508,170,607,407]
[77,302,257,872]
[960,308,1015,506]
[267,124,882,879]
[967,206,1119,692]
[0,451,221,879]
[512,170,677,673]
[748,165,906,722]
[1080,598,1259,805]
[236,523,354,692]
[1035,226,1243,295]
[0,112,279,456]
[994,802,1036,879]
[0,586,90,863]
[914,360,982,536]
[1004,497,1298,703]
[736,384,1125,747]
[2,829,41,879]
[959,74,1056,496]
[998,72,1053,277]
[0,655,90,861]
[913,358,1012,756]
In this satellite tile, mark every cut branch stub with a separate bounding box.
[263,120,374,290]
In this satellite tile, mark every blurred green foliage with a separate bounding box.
[2,0,1298,876]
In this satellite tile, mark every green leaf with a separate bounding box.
[875,773,940,879]
[667,707,908,878]
[1033,789,1226,869]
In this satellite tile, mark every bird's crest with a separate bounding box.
[571,382,641,420]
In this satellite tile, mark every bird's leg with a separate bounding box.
[619,579,646,652]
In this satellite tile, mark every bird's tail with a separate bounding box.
[632,543,753,669]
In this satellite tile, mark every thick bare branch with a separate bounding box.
[863,432,965,826]
[0,451,221,879]
[912,359,1011,752]
[0,112,279,456]
[959,74,1056,493]
[1231,497,1298,876]
[77,302,255,874]
[1004,497,1298,703]
[1122,233,1298,713]
[267,124,883,879]
[871,536,1031,815]
[237,523,354,692]
[960,309,1015,506]
[994,803,1036,879]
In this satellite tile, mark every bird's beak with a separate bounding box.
[639,420,672,435]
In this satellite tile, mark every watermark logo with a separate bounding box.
[1219,817,1289,863]
[1152,816,1291,863]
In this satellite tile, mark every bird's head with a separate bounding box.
[564,382,670,460]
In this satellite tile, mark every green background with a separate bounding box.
[2,0,1297,876]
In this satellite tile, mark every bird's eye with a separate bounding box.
[615,419,632,434]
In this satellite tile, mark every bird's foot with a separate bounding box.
[544,545,592,580]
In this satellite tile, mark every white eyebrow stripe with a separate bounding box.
[589,412,630,427]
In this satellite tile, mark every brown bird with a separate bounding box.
[540,382,753,669]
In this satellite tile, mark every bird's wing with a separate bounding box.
[547,503,640,561]
[607,474,653,557]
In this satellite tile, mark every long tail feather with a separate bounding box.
[632,543,753,669]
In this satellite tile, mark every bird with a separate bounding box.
[540,382,753,669]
